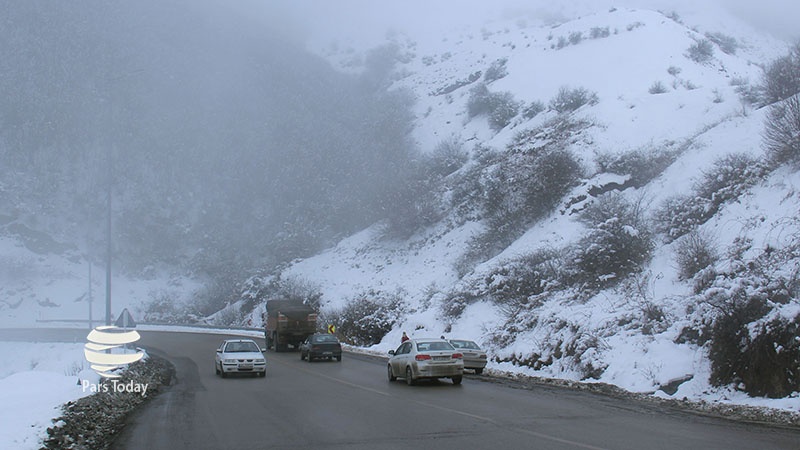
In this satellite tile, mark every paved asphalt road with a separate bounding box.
[3,328,798,449]
[106,330,800,450]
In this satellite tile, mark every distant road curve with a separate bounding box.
[3,328,799,449]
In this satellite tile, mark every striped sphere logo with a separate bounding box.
[84,325,144,378]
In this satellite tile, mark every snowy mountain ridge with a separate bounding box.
[274,6,800,411]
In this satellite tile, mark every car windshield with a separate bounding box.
[226,341,259,352]
[416,341,454,352]
[314,335,339,343]
[450,340,480,350]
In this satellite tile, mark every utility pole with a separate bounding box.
[102,70,142,326]
[88,262,93,329]
[105,146,112,326]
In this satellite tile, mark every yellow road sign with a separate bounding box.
[327,324,336,334]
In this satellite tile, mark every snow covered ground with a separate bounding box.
[0,341,96,449]
[0,326,264,450]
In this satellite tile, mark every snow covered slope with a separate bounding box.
[283,5,800,412]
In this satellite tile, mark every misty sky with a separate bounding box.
[257,0,799,47]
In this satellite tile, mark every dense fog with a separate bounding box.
[0,0,418,297]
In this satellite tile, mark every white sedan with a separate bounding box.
[448,339,488,374]
[388,338,463,385]
[215,339,266,378]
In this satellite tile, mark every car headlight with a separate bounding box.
[255,358,265,364]
[223,359,237,364]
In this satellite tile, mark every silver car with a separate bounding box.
[215,339,267,378]
[448,339,487,374]
[388,338,463,385]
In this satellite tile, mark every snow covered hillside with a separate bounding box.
[268,6,800,411]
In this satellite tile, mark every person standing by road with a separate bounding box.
[401,331,409,343]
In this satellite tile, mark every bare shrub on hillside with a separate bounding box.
[549,86,598,113]
[590,27,610,39]
[697,228,800,398]
[654,194,706,242]
[687,39,714,63]
[213,304,245,327]
[649,81,668,94]
[595,145,677,188]
[466,83,521,130]
[694,153,765,204]
[467,83,493,118]
[488,92,522,130]
[439,291,479,320]
[675,230,719,281]
[483,146,582,239]
[569,193,654,290]
[705,280,800,398]
[429,135,468,176]
[764,94,800,167]
[484,248,563,314]
[522,100,545,119]
[620,271,667,334]
[732,78,761,107]
[655,153,767,242]
[705,32,738,55]
[454,118,587,273]
[448,145,500,223]
[326,290,405,346]
[761,43,800,105]
[484,58,508,82]
[707,288,770,386]
[383,172,443,238]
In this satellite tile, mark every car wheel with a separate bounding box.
[221,366,227,379]
[215,362,220,375]
[259,371,266,377]
[300,351,305,361]
[307,353,313,363]
[405,367,415,386]
[474,368,483,375]
[387,364,396,381]
[336,355,342,362]
[452,375,463,385]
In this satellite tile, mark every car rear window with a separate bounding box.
[314,335,339,343]
[450,340,480,350]
[416,342,454,352]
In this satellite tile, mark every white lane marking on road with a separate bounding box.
[276,355,609,450]
[272,356,392,397]
[410,399,610,450]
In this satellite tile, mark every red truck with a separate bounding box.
[263,299,317,352]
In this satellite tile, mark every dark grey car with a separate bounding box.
[300,333,342,362]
